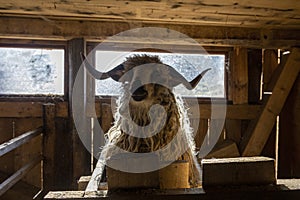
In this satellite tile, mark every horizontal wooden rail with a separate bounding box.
[0,126,43,157]
[0,155,42,196]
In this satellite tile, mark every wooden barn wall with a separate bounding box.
[279,74,300,178]
[0,116,43,188]
[0,20,299,192]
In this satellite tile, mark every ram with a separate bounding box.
[82,54,210,187]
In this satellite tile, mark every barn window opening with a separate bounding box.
[94,51,225,98]
[0,47,64,95]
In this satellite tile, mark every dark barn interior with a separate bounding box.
[0,0,300,199]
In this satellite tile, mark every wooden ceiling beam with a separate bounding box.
[0,16,299,48]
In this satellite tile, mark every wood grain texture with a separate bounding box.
[0,17,299,48]
[241,48,300,156]
[0,0,298,28]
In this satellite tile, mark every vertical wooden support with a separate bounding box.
[225,119,241,143]
[248,49,262,103]
[43,103,56,193]
[240,48,300,156]
[194,119,208,151]
[261,49,278,158]
[279,75,300,178]
[263,49,278,91]
[68,38,91,188]
[231,47,248,104]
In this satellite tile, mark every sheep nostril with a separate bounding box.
[131,86,148,101]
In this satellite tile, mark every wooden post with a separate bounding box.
[240,48,300,156]
[263,49,278,91]
[279,75,300,178]
[231,47,248,104]
[248,49,262,103]
[261,49,278,158]
[43,103,56,193]
[68,38,91,188]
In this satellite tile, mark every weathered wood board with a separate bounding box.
[240,48,300,156]
[202,157,276,187]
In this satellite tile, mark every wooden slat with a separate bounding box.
[0,127,43,157]
[225,119,241,143]
[205,140,240,158]
[42,103,56,193]
[68,38,92,188]
[0,17,300,48]
[0,155,42,196]
[241,48,300,156]
[190,104,261,119]
[248,49,262,103]
[0,0,299,28]
[231,47,248,104]
[0,102,68,118]
[0,102,42,118]
[263,49,278,91]
[202,157,276,187]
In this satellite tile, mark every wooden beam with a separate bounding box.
[0,127,43,157]
[240,48,300,156]
[42,103,56,193]
[205,140,240,159]
[202,157,276,187]
[231,47,248,104]
[248,49,262,103]
[192,104,261,119]
[0,16,300,48]
[263,49,278,91]
[0,102,68,118]
[68,38,91,188]
[0,156,42,196]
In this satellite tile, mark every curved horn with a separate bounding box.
[167,64,211,90]
[81,53,126,81]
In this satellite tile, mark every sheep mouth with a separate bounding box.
[131,86,148,101]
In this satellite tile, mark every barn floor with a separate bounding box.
[44,179,300,200]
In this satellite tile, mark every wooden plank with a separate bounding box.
[190,104,261,119]
[248,49,262,103]
[202,157,276,187]
[0,155,41,196]
[43,103,56,193]
[0,102,42,118]
[100,103,113,133]
[194,119,208,150]
[45,186,300,200]
[263,49,278,91]
[68,38,91,188]
[278,75,300,178]
[205,140,240,158]
[13,118,43,187]
[225,119,241,143]
[78,176,91,191]
[0,17,300,48]
[105,153,159,190]
[231,47,248,104]
[0,127,43,157]
[0,102,68,118]
[240,48,300,156]
[159,161,189,189]
[0,0,299,28]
